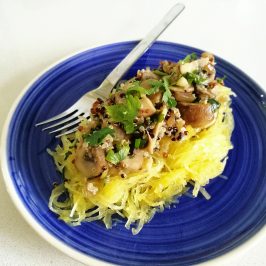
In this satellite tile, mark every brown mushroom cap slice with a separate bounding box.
[140,79,163,105]
[137,69,159,81]
[121,150,145,172]
[173,91,196,103]
[145,106,168,154]
[75,145,107,178]
[178,102,216,128]
[140,79,157,89]
[138,95,156,118]
[112,125,129,142]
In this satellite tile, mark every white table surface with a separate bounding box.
[1,0,266,265]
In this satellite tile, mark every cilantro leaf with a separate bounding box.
[83,127,114,146]
[127,77,177,108]
[134,138,147,149]
[147,80,163,95]
[148,80,164,88]
[126,82,147,97]
[162,77,177,107]
[148,78,177,107]
[208,98,221,112]
[146,86,160,95]
[106,95,141,134]
[126,81,161,97]
[167,97,177,108]
[179,53,198,64]
[105,144,130,165]
[216,75,227,84]
[152,69,168,76]
[134,138,141,149]
[184,71,206,85]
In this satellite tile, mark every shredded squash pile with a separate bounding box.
[49,84,233,234]
[49,86,234,234]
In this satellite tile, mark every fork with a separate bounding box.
[35,3,185,137]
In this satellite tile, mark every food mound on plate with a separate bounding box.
[48,51,234,234]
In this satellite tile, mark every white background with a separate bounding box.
[1,0,266,265]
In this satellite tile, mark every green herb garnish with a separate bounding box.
[208,98,221,112]
[148,80,163,93]
[146,85,161,95]
[134,138,141,149]
[216,75,227,84]
[157,112,165,122]
[106,144,130,165]
[126,82,147,97]
[134,138,147,149]
[148,78,176,107]
[126,81,161,97]
[162,77,177,107]
[184,71,206,85]
[83,127,114,146]
[153,69,168,76]
[106,95,141,134]
[179,53,198,64]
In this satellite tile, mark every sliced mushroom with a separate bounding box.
[170,85,194,93]
[140,78,157,89]
[196,85,216,99]
[173,91,196,103]
[178,102,216,128]
[160,60,180,75]
[138,95,156,118]
[121,150,145,172]
[74,145,107,178]
[137,68,159,80]
[146,106,167,154]
[197,94,209,103]
[148,91,163,105]
[113,125,128,142]
[180,57,209,74]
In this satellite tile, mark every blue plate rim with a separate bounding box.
[1,40,266,265]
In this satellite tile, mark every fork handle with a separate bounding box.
[90,3,185,99]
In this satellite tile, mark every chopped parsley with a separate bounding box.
[106,144,130,165]
[184,71,206,85]
[208,98,221,112]
[148,80,163,93]
[162,77,177,107]
[83,127,114,146]
[216,75,227,84]
[152,69,168,76]
[106,95,141,134]
[126,81,161,97]
[148,78,177,108]
[126,82,148,97]
[146,85,160,95]
[179,53,198,64]
[134,138,147,149]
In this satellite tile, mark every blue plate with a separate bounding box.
[2,41,266,265]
